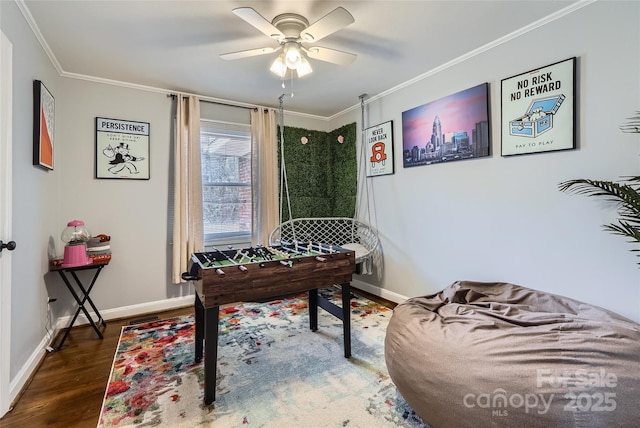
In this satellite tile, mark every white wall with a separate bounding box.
[334,1,640,321]
[51,80,191,313]
[1,0,62,381]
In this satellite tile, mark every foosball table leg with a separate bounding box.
[341,282,352,358]
[313,284,352,358]
[203,305,219,405]
[308,289,318,331]
[194,295,204,363]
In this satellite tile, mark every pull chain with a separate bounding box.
[278,70,294,97]
[290,72,294,98]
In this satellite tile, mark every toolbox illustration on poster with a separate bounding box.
[509,94,565,138]
[501,57,576,156]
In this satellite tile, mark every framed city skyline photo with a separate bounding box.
[402,83,491,168]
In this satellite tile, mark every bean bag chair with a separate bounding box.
[384,281,640,428]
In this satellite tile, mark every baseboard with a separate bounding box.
[8,333,51,409]
[55,294,194,331]
[351,279,408,304]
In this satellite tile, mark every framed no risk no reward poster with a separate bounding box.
[95,117,150,179]
[501,57,576,156]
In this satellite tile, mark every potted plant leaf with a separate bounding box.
[558,111,640,265]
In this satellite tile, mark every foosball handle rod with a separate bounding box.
[279,260,292,268]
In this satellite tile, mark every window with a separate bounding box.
[200,120,252,244]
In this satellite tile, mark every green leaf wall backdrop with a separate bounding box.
[278,123,357,220]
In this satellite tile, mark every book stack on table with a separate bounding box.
[50,234,112,268]
[87,234,111,256]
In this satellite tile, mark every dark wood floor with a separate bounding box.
[0,288,395,428]
[0,305,194,428]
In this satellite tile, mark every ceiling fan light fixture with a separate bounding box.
[284,42,302,69]
[270,54,287,78]
[296,57,313,77]
[223,7,357,82]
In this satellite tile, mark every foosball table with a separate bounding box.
[183,241,356,404]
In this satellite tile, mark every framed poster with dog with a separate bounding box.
[95,117,150,179]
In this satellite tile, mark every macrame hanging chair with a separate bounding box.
[268,95,379,274]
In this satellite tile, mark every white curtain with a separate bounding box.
[250,108,279,246]
[172,95,203,283]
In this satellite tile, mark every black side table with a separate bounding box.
[49,260,109,350]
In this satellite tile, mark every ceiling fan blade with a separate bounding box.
[232,7,285,41]
[220,46,280,61]
[304,46,356,66]
[300,7,354,43]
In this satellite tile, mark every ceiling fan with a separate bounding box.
[220,7,357,78]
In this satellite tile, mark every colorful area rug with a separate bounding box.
[97,288,428,427]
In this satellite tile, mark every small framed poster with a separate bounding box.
[365,120,394,177]
[95,117,150,179]
[501,57,576,156]
[33,80,54,170]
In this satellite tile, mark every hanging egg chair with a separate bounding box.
[269,95,379,275]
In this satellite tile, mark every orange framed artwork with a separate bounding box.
[33,80,54,170]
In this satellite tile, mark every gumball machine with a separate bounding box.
[61,220,92,267]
